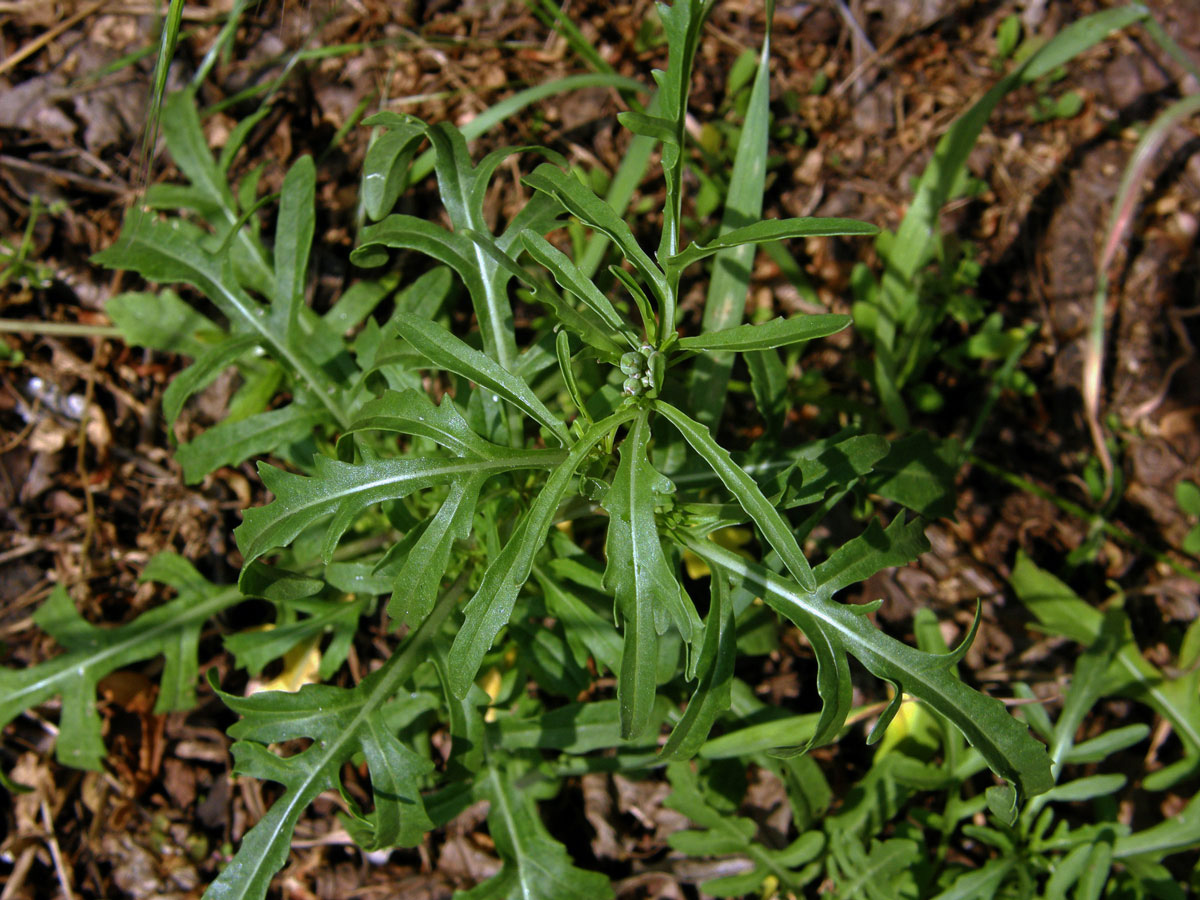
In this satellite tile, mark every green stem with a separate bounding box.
[0,319,124,338]
[370,570,467,694]
[1141,16,1200,84]
[190,0,250,89]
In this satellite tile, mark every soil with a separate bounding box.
[1,1,1198,897]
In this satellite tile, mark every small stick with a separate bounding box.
[75,373,97,577]
[0,845,37,900]
[41,798,76,900]
[0,0,108,78]
[0,155,128,196]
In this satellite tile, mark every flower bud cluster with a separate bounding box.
[619,344,665,398]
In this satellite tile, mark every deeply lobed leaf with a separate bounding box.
[0,555,239,771]
[689,534,1054,801]
[389,315,572,446]
[523,163,669,305]
[204,590,455,900]
[458,766,615,900]
[665,760,824,897]
[656,401,817,590]
[236,448,564,572]
[447,410,636,698]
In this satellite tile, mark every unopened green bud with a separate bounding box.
[622,375,644,396]
[619,351,642,376]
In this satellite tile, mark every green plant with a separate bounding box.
[1027,87,1085,123]
[1177,481,1200,556]
[1010,553,1200,793]
[658,592,1200,898]
[851,5,1160,432]
[0,195,59,292]
[995,14,1022,64]
[1084,84,1200,499]
[1,2,1108,897]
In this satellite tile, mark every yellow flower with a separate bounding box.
[682,526,755,579]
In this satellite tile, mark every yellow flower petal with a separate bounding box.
[257,635,322,694]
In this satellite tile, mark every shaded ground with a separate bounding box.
[1,0,1198,897]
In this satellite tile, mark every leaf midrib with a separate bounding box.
[473,240,515,371]
[694,543,1011,767]
[215,585,458,899]
[626,414,654,591]
[130,229,347,428]
[487,768,581,900]
[1116,651,1200,751]
[278,452,566,522]
[4,586,239,720]
[436,133,515,373]
[722,552,960,709]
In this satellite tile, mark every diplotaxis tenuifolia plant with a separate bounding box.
[31,1,1200,897]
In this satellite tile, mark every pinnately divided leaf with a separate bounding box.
[523,162,669,305]
[162,332,259,427]
[235,447,565,573]
[158,89,237,221]
[0,554,239,771]
[535,566,624,675]
[519,230,638,347]
[665,760,824,897]
[357,114,564,374]
[458,766,614,900]
[391,315,572,445]
[106,287,219,357]
[660,566,737,760]
[689,533,1054,800]
[176,403,326,485]
[448,409,636,698]
[92,213,348,428]
[669,217,879,270]
[1011,552,1200,786]
[203,589,456,900]
[342,388,524,459]
[656,401,817,590]
[389,475,485,627]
